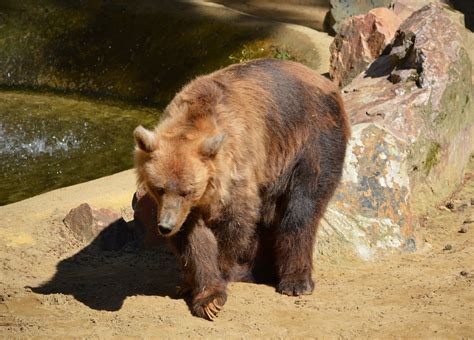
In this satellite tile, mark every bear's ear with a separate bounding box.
[134,126,157,153]
[200,133,226,158]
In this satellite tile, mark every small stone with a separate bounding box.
[458,226,468,233]
[404,238,417,252]
[445,202,454,210]
[463,217,474,224]
[470,198,474,206]
[388,68,419,84]
[443,244,452,251]
[460,270,468,277]
[438,206,452,212]
[63,203,121,242]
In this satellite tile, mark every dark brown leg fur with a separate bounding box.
[274,136,343,296]
[212,180,260,282]
[169,218,227,320]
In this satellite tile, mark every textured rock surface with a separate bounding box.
[322,2,473,259]
[392,0,448,21]
[330,7,402,87]
[329,0,393,33]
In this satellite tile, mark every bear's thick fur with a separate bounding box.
[133,59,350,320]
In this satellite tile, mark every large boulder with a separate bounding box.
[330,7,402,87]
[320,2,473,259]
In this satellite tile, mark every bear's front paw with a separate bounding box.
[192,291,227,321]
[277,277,315,296]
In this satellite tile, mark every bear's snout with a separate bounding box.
[158,222,173,235]
[158,210,177,236]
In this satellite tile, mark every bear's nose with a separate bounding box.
[158,223,173,235]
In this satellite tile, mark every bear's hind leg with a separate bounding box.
[170,219,227,320]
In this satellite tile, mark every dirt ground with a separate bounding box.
[0,158,473,339]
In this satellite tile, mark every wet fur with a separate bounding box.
[134,59,350,317]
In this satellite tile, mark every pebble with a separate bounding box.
[460,270,468,277]
[458,226,468,233]
[445,202,454,210]
[463,217,474,224]
[471,198,474,206]
[443,244,452,251]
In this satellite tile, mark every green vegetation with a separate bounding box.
[228,40,300,63]
[423,142,441,175]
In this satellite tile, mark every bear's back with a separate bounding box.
[163,58,350,187]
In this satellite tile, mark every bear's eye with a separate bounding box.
[179,190,191,197]
[154,187,165,196]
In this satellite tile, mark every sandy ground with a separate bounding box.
[0,158,473,338]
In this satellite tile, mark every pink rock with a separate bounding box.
[330,7,402,87]
[341,2,473,223]
[392,0,449,22]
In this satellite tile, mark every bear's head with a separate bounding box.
[133,117,226,237]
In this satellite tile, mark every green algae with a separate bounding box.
[228,40,301,64]
[422,142,441,175]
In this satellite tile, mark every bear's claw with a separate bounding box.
[203,299,222,321]
[193,293,226,321]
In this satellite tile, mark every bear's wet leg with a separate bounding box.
[169,219,227,320]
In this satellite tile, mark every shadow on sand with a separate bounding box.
[31,219,182,312]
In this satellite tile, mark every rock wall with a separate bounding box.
[0,0,331,106]
[321,3,474,259]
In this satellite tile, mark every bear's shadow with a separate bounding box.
[31,219,182,312]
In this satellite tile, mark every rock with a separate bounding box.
[404,238,417,252]
[392,0,449,22]
[63,203,121,242]
[343,3,473,211]
[458,226,468,233]
[388,68,419,84]
[330,8,402,87]
[443,244,452,251]
[463,217,474,224]
[329,0,393,33]
[323,3,474,259]
[446,202,455,210]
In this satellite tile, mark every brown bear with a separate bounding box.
[133,58,350,320]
